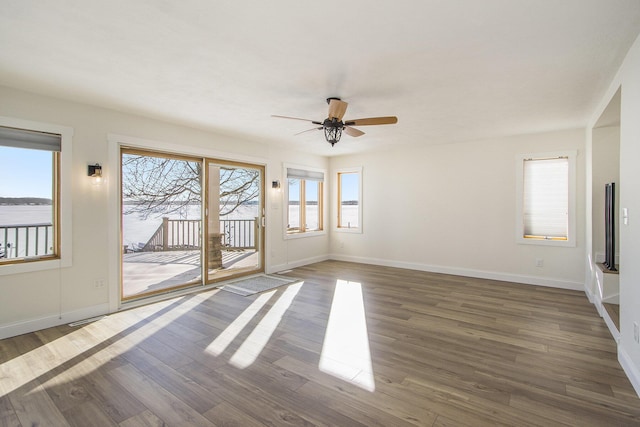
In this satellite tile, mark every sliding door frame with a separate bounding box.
[204,157,265,285]
[120,147,206,301]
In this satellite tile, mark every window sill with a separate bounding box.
[0,257,70,276]
[517,237,575,247]
[335,227,362,234]
[284,230,326,240]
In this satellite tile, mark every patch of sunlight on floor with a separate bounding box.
[0,290,214,395]
[204,290,276,356]
[319,279,375,392]
[229,281,304,369]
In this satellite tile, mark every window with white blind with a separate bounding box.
[516,151,576,246]
[285,166,325,237]
[0,117,73,272]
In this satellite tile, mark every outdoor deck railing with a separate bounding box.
[0,218,256,258]
[143,218,201,251]
[0,223,54,259]
[141,217,257,252]
[221,219,256,249]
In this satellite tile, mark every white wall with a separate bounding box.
[588,33,640,396]
[0,86,328,338]
[330,129,586,289]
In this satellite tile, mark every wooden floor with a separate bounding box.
[1,260,640,426]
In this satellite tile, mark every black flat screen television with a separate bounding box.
[604,182,617,271]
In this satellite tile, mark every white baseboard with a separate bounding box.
[594,292,605,318]
[584,279,595,303]
[600,303,621,343]
[0,303,109,340]
[267,254,330,275]
[330,254,584,291]
[619,346,640,398]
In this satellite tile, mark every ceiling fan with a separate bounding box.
[272,97,398,146]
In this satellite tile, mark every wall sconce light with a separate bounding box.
[272,180,281,190]
[88,163,103,185]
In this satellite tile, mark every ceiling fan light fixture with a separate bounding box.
[324,126,342,146]
[272,97,397,147]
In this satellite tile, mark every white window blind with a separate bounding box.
[523,157,568,239]
[0,126,62,151]
[287,168,324,182]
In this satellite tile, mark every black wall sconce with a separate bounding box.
[88,163,103,185]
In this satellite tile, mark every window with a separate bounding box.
[516,152,576,246]
[0,122,71,267]
[286,167,324,235]
[337,168,362,232]
[304,179,321,231]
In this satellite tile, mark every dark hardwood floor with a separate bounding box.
[1,260,639,426]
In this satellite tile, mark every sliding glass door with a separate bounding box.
[120,148,264,301]
[121,149,203,300]
[205,159,264,283]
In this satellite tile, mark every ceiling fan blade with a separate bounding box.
[328,99,348,120]
[295,127,323,136]
[344,126,365,137]
[344,116,398,126]
[272,115,322,125]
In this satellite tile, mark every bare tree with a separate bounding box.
[218,167,260,216]
[122,154,259,219]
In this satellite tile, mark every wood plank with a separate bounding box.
[295,377,419,427]
[105,363,215,427]
[204,401,263,427]
[214,361,367,427]
[182,361,317,427]
[0,394,20,427]
[10,382,69,427]
[273,355,438,426]
[122,347,222,414]
[119,409,166,427]
[62,400,119,427]
[78,368,147,424]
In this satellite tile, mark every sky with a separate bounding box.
[339,173,359,201]
[0,146,360,202]
[0,146,53,199]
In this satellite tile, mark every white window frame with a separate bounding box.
[0,116,73,275]
[335,166,363,234]
[515,151,576,247]
[283,164,326,240]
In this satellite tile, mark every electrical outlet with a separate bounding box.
[634,322,639,344]
[535,258,544,268]
[94,279,105,289]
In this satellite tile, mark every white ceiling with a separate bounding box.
[1,1,640,157]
